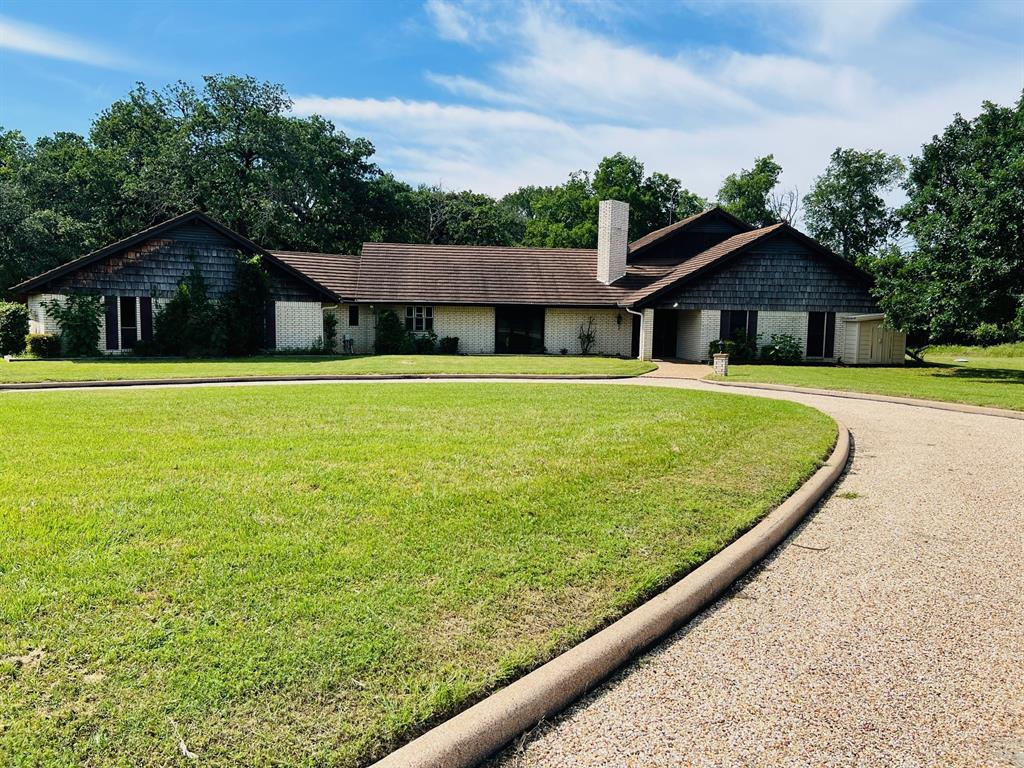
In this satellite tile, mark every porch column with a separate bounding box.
[639,308,655,361]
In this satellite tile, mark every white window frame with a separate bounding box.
[405,305,434,333]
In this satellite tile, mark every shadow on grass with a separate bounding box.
[59,354,371,366]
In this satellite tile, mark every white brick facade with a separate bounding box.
[597,200,629,284]
[432,306,496,354]
[274,301,324,351]
[544,308,632,357]
[639,308,655,361]
[327,304,376,354]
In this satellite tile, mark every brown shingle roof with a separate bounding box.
[271,251,360,300]
[627,206,752,258]
[355,243,667,306]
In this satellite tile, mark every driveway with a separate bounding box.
[493,378,1024,768]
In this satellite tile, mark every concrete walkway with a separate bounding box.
[493,377,1024,768]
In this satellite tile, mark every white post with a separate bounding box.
[639,308,655,361]
[713,353,729,376]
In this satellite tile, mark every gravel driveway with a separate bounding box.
[493,380,1024,768]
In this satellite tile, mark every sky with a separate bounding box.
[1,0,1022,201]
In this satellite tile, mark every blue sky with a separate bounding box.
[1,0,1022,199]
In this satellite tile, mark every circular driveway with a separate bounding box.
[493,378,1024,768]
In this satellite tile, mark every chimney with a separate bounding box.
[597,199,629,284]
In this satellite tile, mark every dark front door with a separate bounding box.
[495,306,545,354]
[652,309,678,358]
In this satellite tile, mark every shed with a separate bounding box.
[839,314,906,365]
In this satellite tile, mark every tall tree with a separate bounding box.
[803,148,905,262]
[716,155,783,227]
[894,94,1024,341]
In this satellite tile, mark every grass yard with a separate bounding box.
[0,383,835,767]
[712,353,1024,411]
[0,354,655,384]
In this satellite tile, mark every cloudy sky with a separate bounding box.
[1,0,1022,199]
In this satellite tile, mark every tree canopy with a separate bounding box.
[716,155,783,227]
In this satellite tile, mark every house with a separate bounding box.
[10,201,907,364]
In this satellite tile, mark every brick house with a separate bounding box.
[11,202,906,364]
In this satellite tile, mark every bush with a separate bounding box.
[398,332,416,355]
[577,317,597,354]
[708,329,759,363]
[215,256,272,356]
[25,333,62,358]
[374,310,407,354]
[44,294,102,357]
[0,301,29,356]
[972,322,1010,346]
[155,264,217,356]
[759,333,802,364]
[438,336,459,355]
[412,331,437,354]
[323,311,338,353]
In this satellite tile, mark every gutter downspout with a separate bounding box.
[623,305,644,360]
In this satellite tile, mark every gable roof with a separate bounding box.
[354,243,677,306]
[626,222,872,306]
[628,206,753,259]
[10,210,340,301]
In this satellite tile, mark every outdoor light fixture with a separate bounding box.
[673,302,679,308]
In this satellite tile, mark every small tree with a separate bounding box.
[577,317,597,354]
[44,294,103,357]
[216,255,271,355]
[0,300,30,356]
[154,263,216,356]
[322,310,338,353]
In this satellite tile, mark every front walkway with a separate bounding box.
[642,359,711,379]
[494,378,1024,767]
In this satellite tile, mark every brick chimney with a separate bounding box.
[597,199,629,284]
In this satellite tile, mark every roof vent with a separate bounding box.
[597,199,629,284]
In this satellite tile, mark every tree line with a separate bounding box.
[1,75,1020,345]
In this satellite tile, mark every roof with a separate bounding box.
[628,206,753,259]
[10,210,340,302]
[626,222,872,305]
[272,251,360,300]
[355,243,674,306]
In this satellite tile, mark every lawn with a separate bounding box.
[712,353,1024,411]
[0,354,655,384]
[0,383,835,767]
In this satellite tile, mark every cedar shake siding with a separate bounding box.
[628,208,751,264]
[657,235,877,313]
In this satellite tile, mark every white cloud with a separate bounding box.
[424,0,492,43]
[294,0,1021,204]
[0,14,128,68]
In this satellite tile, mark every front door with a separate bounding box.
[652,309,678,358]
[495,306,545,353]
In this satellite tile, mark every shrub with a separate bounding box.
[374,310,406,354]
[44,294,102,357]
[25,333,62,358]
[323,311,338,353]
[708,329,759,363]
[155,264,217,356]
[413,331,438,354]
[438,336,459,354]
[215,256,272,356]
[398,332,416,355]
[577,317,596,354]
[0,301,29,356]
[972,322,1009,346]
[560,348,568,355]
[759,333,802,364]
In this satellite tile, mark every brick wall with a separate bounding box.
[597,200,630,284]
[327,304,376,354]
[544,308,632,356]
[274,301,324,351]
[433,306,495,354]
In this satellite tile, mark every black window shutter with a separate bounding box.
[824,312,836,358]
[719,310,728,339]
[747,311,758,339]
[264,301,276,349]
[104,296,119,351]
[348,305,359,327]
[807,312,824,356]
[139,297,153,342]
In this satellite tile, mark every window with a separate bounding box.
[806,311,836,358]
[119,296,138,349]
[405,306,433,332]
[494,306,545,354]
[720,310,758,341]
[348,305,359,326]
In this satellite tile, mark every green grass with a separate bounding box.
[927,341,1024,358]
[0,354,656,384]
[712,354,1024,411]
[0,383,835,767]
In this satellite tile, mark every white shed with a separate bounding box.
[839,314,906,365]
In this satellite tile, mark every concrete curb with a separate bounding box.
[0,372,643,392]
[370,424,851,768]
[705,378,1024,420]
